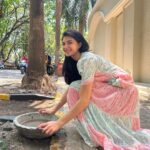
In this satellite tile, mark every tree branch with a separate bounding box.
[4,32,18,62]
[0,17,29,46]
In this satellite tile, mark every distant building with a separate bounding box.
[88,0,150,83]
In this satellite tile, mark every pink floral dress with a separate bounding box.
[67,52,150,150]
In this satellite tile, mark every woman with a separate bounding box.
[38,30,150,149]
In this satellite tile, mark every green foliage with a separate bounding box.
[0,0,96,61]
[44,0,56,55]
[0,0,29,61]
[61,0,92,30]
[0,140,7,150]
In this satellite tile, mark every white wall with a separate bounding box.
[141,0,150,82]
[92,21,106,56]
[88,0,150,83]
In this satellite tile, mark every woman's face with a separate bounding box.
[62,36,81,57]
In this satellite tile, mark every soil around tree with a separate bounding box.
[0,76,67,150]
[22,74,57,94]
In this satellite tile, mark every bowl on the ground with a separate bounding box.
[13,112,58,139]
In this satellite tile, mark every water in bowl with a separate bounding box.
[22,120,48,127]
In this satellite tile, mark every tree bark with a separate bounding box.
[22,0,56,94]
[79,0,88,34]
[55,0,62,66]
[79,17,86,34]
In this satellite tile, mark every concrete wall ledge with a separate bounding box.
[136,83,150,101]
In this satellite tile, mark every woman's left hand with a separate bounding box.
[38,121,61,135]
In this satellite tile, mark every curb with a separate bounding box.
[0,115,16,122]
[0,94,55,101]
[136,83,150,101]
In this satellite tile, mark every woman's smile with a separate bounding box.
[62,36,81,59]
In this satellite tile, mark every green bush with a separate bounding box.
[0,140,7,150]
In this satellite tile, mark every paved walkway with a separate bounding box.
[0,71,150,150]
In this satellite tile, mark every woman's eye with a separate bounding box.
[68,42,72,45]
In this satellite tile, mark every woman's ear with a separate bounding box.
[79,42,82,48]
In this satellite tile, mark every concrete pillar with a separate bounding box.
[140,0,150,83]
[105,18,117,62]
[116,13,124,68]
[91,19,106,56]
[132,0,142,81]
[123,3,134,74]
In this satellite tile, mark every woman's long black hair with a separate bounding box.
[62,30,89,84]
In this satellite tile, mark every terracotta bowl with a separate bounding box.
[13,112,58,139]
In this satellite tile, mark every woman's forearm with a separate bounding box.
[57,83,93,127]
[57,82,93,128]
[57,98,89,127]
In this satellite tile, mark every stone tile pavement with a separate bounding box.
[0,75,150,150]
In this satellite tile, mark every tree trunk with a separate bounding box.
[22,0,56,94]
[79,0,87,34]
[55,0,62,66]
[79,17,86,34]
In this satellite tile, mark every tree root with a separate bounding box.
[22,74,56,95]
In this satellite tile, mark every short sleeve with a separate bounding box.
[77,57,97,84]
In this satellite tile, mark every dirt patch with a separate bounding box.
[0,77,67,150]
[1,100,150,150]
[0,121,50,150]
[0,98,55,150]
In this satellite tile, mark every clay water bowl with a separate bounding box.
[13,112,58,139]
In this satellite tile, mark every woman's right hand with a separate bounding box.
[38,106,57,115]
